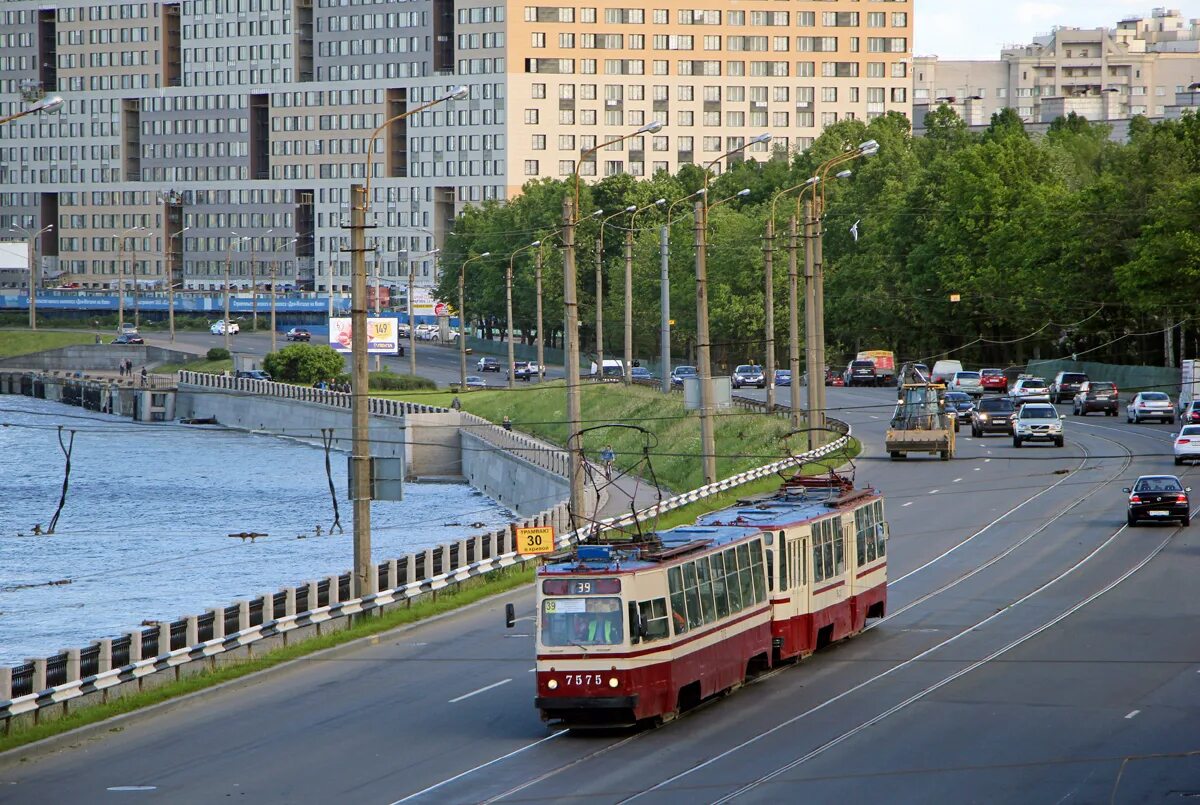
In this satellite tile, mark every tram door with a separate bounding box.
[790,533,809,653]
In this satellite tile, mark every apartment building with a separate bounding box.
[0,0,911,293]
[912,7,1200,128]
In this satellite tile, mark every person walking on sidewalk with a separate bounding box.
[140,366,148,386]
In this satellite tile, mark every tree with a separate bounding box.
[263,343,346,384]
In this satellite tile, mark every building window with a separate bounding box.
[532,134,546,150]
[524,109,539,124]
[524,160,539,175]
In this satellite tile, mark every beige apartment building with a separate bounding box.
[1,0,911,293]
[912,7,1200,128]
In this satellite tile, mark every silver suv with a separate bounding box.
[1013,403,1064,448]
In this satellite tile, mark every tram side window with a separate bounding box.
[682,561,705,630]
[667,566,689,635]
[723,547,743,612]
[695,556,718,625]
[749,539,766,603]
[638,597,670,641]
[834,518,845,575]
[736,543,755,607]
[813,519,836,582]
[857,503,882,564]
[765,545,775,592]
[875,500,887,559]
[710,551,730,619]
[778,532,788,590]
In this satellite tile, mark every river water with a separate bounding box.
[0,395,514,666]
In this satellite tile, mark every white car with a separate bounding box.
[948,370,983,397]
[1013,402,1065,448]
[210,320,239,335]
[1127,391,1175,424]
[1010,377,1051,404]
[1174,425,1200,465]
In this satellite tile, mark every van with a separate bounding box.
[929,359,963,385]
[589,359,624,378]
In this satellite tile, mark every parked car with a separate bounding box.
[1072,381,1119,416]
[1173,425,1200,466]
[896,362,930,386]
[465,374,488,389]
[1124,474,1191,527]
[1013,402,1065,448]
[929,359,964,385]
[671,366,697,387]
[211,320,239,335]
[111,334,144,345]
[236,369,272,381]
[843,360,876,387]
[285,327,311,342]
[774,369,792,387]
[1126,391,1175,424]
[1010,377,1051,404]
[942,391,975,432]
[971,396,1016,437]
[477,356,501,372]
[732,364,765,389]
[948,371,983,397]
[1178,400,1200,426]
[979,368,1008,393]
[1050,371,1089,404]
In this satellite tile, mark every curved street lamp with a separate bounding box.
[114,226,146,332]
[656,188,706,391]
[167,226,191,343]
[617,198,666,384]
[595,205,636,377]
[0,95,64,126]
[9,223,53,330]
[507,239,542,388]
[459,251,491,392]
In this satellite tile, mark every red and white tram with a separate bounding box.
[529,475,889,727]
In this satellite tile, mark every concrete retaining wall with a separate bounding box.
[0,344,195,372]
[461,430,571,518]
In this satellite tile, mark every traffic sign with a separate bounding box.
[516,526,555,554]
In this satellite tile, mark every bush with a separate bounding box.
[207,347,231,361]
[367,370,436,391]
[263,343,346,384]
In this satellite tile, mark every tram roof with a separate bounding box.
[696,488,874,529]
[539,525,760,574]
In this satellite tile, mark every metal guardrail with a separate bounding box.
[0,379,849,724]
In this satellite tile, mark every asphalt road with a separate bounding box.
[2,389,1196,803]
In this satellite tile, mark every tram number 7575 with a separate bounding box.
[562,674,605,686]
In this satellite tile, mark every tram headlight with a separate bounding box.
[547,679,558,690]
[609,677,620,688]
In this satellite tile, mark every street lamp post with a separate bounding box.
[0,95,63,126]
[10,224,53,330]
[270,236,298,355]
[224,234,249,354]
[167,227,190,343]
[459,252,490,392]
[624,198,665,384]
[250,228,273,333]
[564,121,662,527]
[595,206,635,378]
[114,226,145,333]
[695,136,771,484]
[346,85,467,598]
[507,239,542,389]
[767,179,818,417]
[660,189,706,392]
[403,247,439,377]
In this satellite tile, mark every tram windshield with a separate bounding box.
[540,597,624,646]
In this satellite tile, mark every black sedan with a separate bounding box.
[1124,475,1191,527]
[971,396,1016,437]
[111,334,145,345]
[285,327,311,342]
[942,391,974,431]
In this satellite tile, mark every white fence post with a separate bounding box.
[158,622,172,655]
[327,575,340,605]
[28,659,46,693]
[0,666,11,700]
[210,608,226,641]
[186,615,199,645]
[97,639,113,674]
[65,649,81,683]
[284,587,297,617]
[237,600,250,632]
[128,630,143,663]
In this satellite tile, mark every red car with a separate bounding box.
[825,368,845,387]
[980,368,1008,393]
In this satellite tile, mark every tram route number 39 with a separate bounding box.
[517,525,555,555]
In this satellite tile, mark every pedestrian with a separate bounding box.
[94,333,101,344]
[117,362,124,377]
[502,415,513,431]
[140,366,148,386]
[126,358,133,375]
[450,396,462,411]
[600,444,616,480]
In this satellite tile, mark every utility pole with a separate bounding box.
[133,244,140,329]
[787,215,802,429]
[623,227,633,385]
[506,251,516,390]
[659,223,670,392]
[813,202,827,440]
[562,196,585,529]
[535,248,545,382]
[270,262,278,354]
[27,232,38,330]
[327,249,335,321]
[249,242,257,332]
[347,183,372,598]
[373,248,382,373]
[407,256,417,376]
[803,200,819,441]
[694,199,717,485]
[763,218,775,412]
[594,235,604,375]
[167,227,189,343]
[223,245,233,354]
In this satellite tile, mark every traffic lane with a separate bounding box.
[740,494,1200,804]
[404,426,1136,803]
[0,587,549,804]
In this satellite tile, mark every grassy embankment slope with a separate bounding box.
[0,331,95,359]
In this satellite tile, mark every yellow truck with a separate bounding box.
[886,383,956,460]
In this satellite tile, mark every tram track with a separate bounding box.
[406,429,1144,804]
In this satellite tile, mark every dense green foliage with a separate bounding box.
[206,347,231,361]
[436,110,1200,369]
[0,330,94,358]
[262,343,345,384]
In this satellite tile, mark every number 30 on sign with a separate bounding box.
[517,526,555,555]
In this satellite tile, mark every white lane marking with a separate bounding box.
[389,732,565,804]
[870,415,880,420]
[1125,710,1140,719]
[928,489,939,494]
[106,787,158,792]
[902,502,913,507]
[953,478,963,483]
[479,733,644,805]
[984,458,992,462]
[974,467,981,471]
[699,527,1175,805]
[448,678,512,703]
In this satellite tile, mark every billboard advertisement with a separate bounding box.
[328,316,399,354]
[409,287,451,317]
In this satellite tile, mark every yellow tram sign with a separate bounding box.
[516,526,555,555]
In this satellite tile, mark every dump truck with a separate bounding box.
[886,383,956,460]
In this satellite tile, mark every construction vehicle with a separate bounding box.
[886,383,956,460]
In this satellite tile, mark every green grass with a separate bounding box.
[380,381,824,494]
[154,358,234,374]
[0,565,534,754]
[0,330,96,359]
